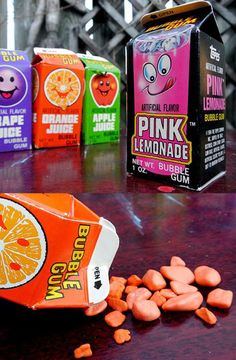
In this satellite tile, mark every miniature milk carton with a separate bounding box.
[0,193,119,308]
[32,48,85,148]
[78,53,120,145]
[127,1,226,190]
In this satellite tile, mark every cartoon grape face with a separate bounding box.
[142,54,175,96]
[0,65,27,107]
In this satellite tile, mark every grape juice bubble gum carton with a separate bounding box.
[77,53,120,145]
[0,193,119,309]
[0,49,32,152]
[126,1,226,191]
[32,48,85,148]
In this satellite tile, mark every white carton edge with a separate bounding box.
[87,217,119,304]
[34,47,75,55]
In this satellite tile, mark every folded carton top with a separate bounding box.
[141,1,212,27]
[4,193,100,222]
[32,47,84,70]
[138,1,222,42]
[77,53,120,74]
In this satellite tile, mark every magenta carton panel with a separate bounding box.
[126,1,226,191]
[0,50,32,152]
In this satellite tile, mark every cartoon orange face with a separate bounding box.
[44,68,81,110]
[0,198,47,289]
[90,73,118,107]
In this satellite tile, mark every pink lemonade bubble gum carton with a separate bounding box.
[0,49,32,152]
[0,194,119,309]
[126,1,226,191]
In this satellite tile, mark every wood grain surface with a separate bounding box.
[0,193,235,360]
[0,130,235,193]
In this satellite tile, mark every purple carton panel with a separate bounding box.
[126,1,226,191]
[0,50,32,152]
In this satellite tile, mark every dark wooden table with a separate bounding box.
[0,193,235,360]
[0,130,235,193]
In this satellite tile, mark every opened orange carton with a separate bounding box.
[32,48,85,148]
[0,194,119,309]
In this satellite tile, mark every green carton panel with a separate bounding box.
[78,54,121,145]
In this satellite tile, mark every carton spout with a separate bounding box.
[87,217,119,304]
[141,1,212,27]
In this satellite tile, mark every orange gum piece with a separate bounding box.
[107,297,128,312]
[127,274,142,286]
[126,287,152,310]
[150,291,166,307]
[170,280,198,295]
[84,300,107,316]
[109,281,125,299]
[74,344,92,359]
[104,310,126,327]
[142,269,167,291]
[207,288,233,309]
[110,276,127,285]
[194,266,221,287]
[132,299,161,321]
[170,256,186,267]
[195,307,217,325]
[162,291,203,311]
[113,329,131,344]
[160,288,177,299]
[160,266,195,284]
[125,285,138,294]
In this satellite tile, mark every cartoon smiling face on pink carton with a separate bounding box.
[142,54,175,96]
[133,25,193,115]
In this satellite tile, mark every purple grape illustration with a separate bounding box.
[0,65,27,107]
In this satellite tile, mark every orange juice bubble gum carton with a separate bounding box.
[0,194,119,309]
[32,48,85,148]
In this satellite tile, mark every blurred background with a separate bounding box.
[0,0,235,128]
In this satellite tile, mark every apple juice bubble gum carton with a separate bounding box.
[126,1,226,191]
[77,53,120,145]
[0,194,119,309]
[0,49,32,152]
[32,48,85,148]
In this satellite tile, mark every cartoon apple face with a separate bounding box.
[90,73,118,107]
[142,54,175,96]
[0,65,27,107]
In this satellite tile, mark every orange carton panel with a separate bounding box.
[0,194,119,309]
[32,48,85,148]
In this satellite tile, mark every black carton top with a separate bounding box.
[141,1,211,26]
[139,1,222,43]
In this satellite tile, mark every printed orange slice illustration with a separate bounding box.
[32,67,39,102]
[0,198,46,288]
[44,68,81,110]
